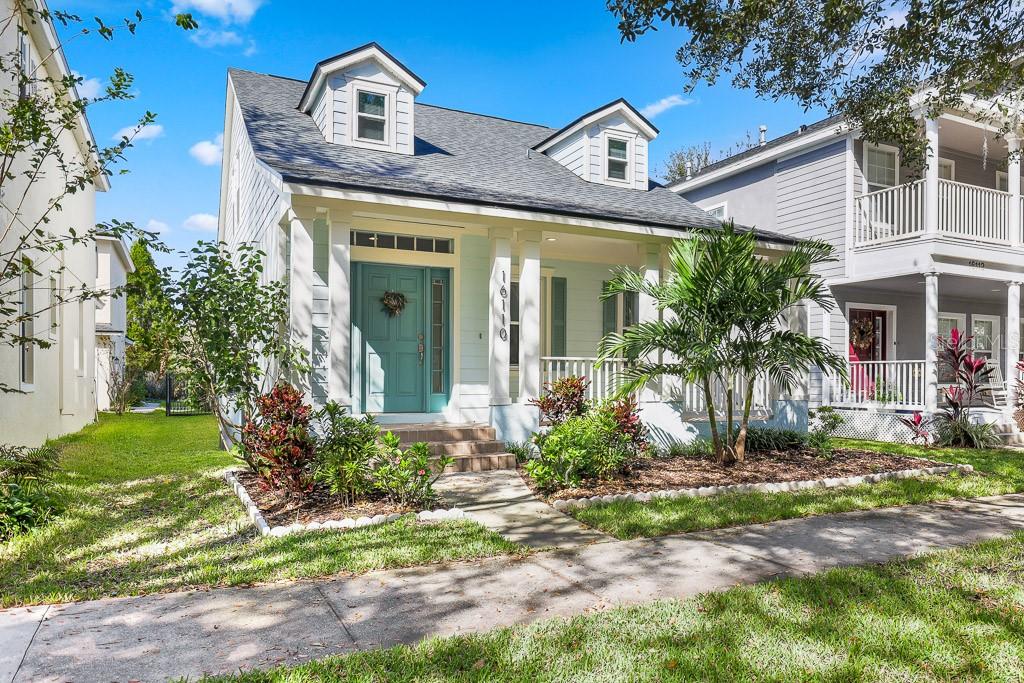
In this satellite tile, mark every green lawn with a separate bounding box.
[571,439,1024,539]
[203,532,1024,682]
[0,413,523,607]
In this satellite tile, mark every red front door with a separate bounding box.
[848,308,888,361]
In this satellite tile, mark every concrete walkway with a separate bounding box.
[5,494,1024,682]
[435,469,611,548]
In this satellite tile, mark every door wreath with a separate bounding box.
[850,318,875,351]
[381,291,407,317]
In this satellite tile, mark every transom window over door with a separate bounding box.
[356,90,387,142]
[865,144,898,193]
[606,138,629,182]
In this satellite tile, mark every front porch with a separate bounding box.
[821,273,1023,415]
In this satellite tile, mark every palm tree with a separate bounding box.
[598,223,847,464]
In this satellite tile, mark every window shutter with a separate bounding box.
[551,277,567,357]
[602,281,618,337]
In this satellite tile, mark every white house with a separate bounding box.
[0,0,107,447]
[94,236,134,411]
[674,101,1024,443]
[218,43,804,466]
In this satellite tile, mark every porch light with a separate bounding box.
[545,237,557,242]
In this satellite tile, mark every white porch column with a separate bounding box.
[328,212,352,409]
[924,272,939,413]
[925,117,940,236]
[288,209,314,399]
[638,243,661,401]
[517,231,541,403]
[1007,281,1021,409]
[1008,135,1021,248]
[488,228,512,406]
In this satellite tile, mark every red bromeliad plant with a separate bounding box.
[242,383,317,494]
[530,376,590,425]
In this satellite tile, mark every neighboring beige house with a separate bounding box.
[0,0,108,447]
[94,236,134,412]
[219,42,803,466]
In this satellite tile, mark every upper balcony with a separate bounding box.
[847,114,1024,281]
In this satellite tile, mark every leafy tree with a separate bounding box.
[609,0,1024,169]
[126,240,173,377]
[165,242,307,448]
[662,130,760,183]
[599,224,847,464]
[0,2,196,394]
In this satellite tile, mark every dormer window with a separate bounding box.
[356,90,387,143]
[606,137,629,182]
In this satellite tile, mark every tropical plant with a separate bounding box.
[241,383,317,494]
[807,406,844,458]
[898,412,932,445]
[166,242,307,447]
[0,4,195,395]
[662,438,714,458]
[312,402,380,506]
[0,443,60,539]
[373,432,452,506]
[524,409,631,491]
[743,426,807,454]
[599,224,847,464]
[603,395,650,456]
[610,0,1022,171]
[932,328,998,449]
[504,440,537,463]
[530,375,590,425]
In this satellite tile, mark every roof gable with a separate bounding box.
[533,98,658,153]
[298,42,426,113]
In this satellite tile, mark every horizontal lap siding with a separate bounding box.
[226,93,282,265]
[547,131,586,179]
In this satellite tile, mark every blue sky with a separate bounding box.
[57,0,824,268]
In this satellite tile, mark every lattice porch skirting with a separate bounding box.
[832,408,916,444]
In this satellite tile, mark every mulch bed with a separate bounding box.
[529,448,946,501]
[235,470,429,527]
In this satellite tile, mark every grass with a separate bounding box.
[0,412,524,607]
[201,532,1024,682]
[571,439,1024,539]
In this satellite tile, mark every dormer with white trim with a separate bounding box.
[534,99,657,191]
[298,43,426,155]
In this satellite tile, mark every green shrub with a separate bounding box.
[807,406,845,458]
[744,425,807,453]
[663,438,713,458]
[505,440,536,463]
[934,416,999,449]
[0,444,60,540]
[313,402,379,506]
[373,433,452,507]
[524,410,630,491]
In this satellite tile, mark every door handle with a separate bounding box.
[417,333,425,366]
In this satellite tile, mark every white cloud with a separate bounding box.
[639,94,694,119]
[189,133,224,165]
[243,40,258,57]
[189,28,242,47]
[113,123,164,142]
[183,213,218,232]
[145,219,169,234]
[172,0,264,23]
[72,70,102,100]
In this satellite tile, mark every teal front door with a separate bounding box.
[360,264,428,413]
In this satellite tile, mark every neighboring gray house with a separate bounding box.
[674,106,1024,442]
[218,42,802,468]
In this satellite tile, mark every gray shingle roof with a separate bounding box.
[229,68,792,240]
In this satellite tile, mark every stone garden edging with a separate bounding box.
[549,463,975,511]
[223,470,470,538]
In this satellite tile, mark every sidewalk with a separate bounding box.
[5,494,1024,682]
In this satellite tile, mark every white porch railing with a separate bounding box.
[854,179,925,245]
[938,179,1010,243]
[540,356,773,415]
[828,360,926,410]
[854,179,1018,248]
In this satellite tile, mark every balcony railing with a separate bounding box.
[540,356,772,415]
[828,360,927,410]
[854,179,1020,248]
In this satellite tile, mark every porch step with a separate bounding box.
[438,452,518,473]
[425,440,508,457]
[383,423,515,472]
[387,424,497,445]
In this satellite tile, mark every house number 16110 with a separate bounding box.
[968,260,986,268]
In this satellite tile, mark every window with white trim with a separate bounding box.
[355,90,387,143]
[606,137,629,182]
[865,144,898,193]
[20,260,34,387]
[938,158,955,181]
[706,202,728,221]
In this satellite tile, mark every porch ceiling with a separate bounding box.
[937,115,1012,159]
[540,231,645,266]
[834,272,1015,305]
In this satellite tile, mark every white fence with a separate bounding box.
[854,179,1019,247]
[828,360,927,410]
[540,356,772,415]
